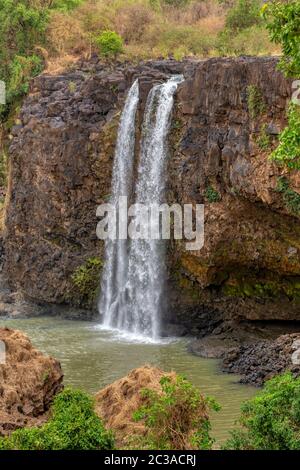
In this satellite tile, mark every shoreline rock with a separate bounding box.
[189,322,300,386]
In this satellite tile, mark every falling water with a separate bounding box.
[99,79,139,326]
[100,76,183,341]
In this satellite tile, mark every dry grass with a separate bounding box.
[43,0,279,71]
[95,365,176,448]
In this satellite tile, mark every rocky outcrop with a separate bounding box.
[0,328,63,435]
[167,56,300,324]
[3,56,300,324]
[222,333,300,386]
[3,58,183,311]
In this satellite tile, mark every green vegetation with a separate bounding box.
[133,375,220,450]
[256,123,271,150]
[1,371,300,450]
[0,0,279,126]
[0,388,114,450]
[271,104,300,170]
[0,1,46,121]
[95,30,123,58]
[0,0,83,122]
[225,0,262,32]
[217,0,267,56]
[247,84,266,119]
[276,176,300,216]
[223,274,300,300]
[69,257,102,308]
[204,185,221,203]
[224,372,300,450]
[264,2,300,171]
[263,1,300,77]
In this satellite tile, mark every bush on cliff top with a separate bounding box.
[225,0,262,32]
[95,30,123,58]
[0,388,114,450]
[224,372,300,450]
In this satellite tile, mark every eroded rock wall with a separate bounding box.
[167,57,300,324]
[3,56,300,324]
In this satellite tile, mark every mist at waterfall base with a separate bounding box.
[98,76,183,343]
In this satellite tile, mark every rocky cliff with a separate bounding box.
[167,56,300,328]
[3,56,300,327]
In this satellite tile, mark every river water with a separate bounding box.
[1,316,256,445]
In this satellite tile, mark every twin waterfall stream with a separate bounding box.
[99,76,183,341]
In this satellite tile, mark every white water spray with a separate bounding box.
[99,76,183,341]
[99,80,139,326]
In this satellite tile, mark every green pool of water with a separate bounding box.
[1,316,256,445]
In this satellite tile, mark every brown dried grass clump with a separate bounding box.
[0,328,63,436]
[95,365,176,447]
[47,11,88,57]
[114,3,155,43]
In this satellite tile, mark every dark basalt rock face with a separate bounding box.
[3,59,184,308]
[167,56,300,325]
[222,333,300,386]
[3,56,300,326]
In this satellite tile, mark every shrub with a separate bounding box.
[256,124,271,150]
[204,185,221,203]
[95,30,123,58]
[133,375,220,450]
[0,388,115,450]
[225,0,262,32]
[217,24,277,56]
[271,104,300,170]
[276,176,300,216]
[262,1,300,77]
[0,0,83,121]
[246,84,266,119]
[153,25,216,57]
[114,4,154,43]
[224,372,300,450]
[69,257,102,308]
[0,0,48,120]
[52,0,83,11]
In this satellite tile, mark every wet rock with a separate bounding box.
[222,333,300,386]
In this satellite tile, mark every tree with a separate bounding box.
[262,1,300,77]
[95,31,123,58]
[224,372,300,450]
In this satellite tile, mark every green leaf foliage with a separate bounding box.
[133,374,220,450]
[262,1,300,77]
[224,372,300,450]
[271,104,300,170]
[0,388,115,450]
[95,30,123,58]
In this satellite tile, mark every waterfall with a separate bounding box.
[99,76,182,341]
[99,79,139,326]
